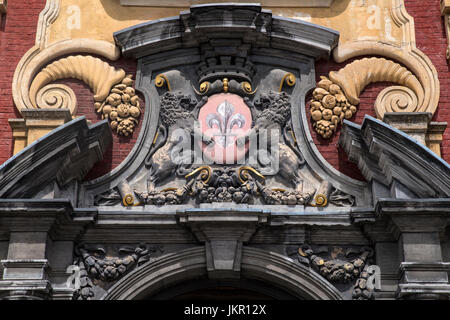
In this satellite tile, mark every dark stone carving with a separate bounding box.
[247,92,309,185]
[136,166,316,205]
[329,187,356,207]
[289,244,376,300]
[144,92,206,190]
[94,188,122,206]
[72,244,162,300]
[195,56,257,96]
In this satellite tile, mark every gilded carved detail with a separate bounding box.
[290,244,378,300]
[96,75,141,136]
[311,57,423,138]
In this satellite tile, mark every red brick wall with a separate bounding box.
[60,57,143,181]
[310,0,450,180]
[404,0,450,163]
[0,0,46,165]
[0,1,448,183]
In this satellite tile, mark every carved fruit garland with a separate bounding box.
[95,75,141,136]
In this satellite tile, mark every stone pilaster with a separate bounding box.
[382,112,447,157]
[426,122,447,158]
[8,108,72,155]
[376,199,450,300]
[0,232,51,300]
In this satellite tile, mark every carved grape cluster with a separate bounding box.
[94,75,141,136]
[310,76,358,139]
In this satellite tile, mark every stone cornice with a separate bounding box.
[114,3,339,59]
[375,198,450,234]
[340,116,450,199]
[0,199,97,240]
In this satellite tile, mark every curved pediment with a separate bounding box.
[114,3,339,59]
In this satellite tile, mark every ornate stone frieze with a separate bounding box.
[72,244,162,300]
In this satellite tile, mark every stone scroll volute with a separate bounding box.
[310,57,424,139]
[12,40,142,137]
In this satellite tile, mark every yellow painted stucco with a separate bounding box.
[48,0,404,47]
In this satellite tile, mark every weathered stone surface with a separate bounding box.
[0,3,449,301]
[0,116,112,199]
[340,115,450,199]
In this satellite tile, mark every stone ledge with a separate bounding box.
[397,283,450,299]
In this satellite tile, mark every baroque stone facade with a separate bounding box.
[0,1,449,301]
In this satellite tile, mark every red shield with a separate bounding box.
[198,93,252,164]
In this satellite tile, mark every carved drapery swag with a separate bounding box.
[72,244,162,300]
[288,244,378,300]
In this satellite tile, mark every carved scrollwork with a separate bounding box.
[35,84,77,113]
[30,55,126,107]
[310,57,423,138]
[279,72,296,92]
[29,55,141,136]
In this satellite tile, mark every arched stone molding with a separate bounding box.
[102,247,344,300]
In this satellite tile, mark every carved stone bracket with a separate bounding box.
[321,0,442,147]
[9,35,139,153]
[177,210,269,279]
